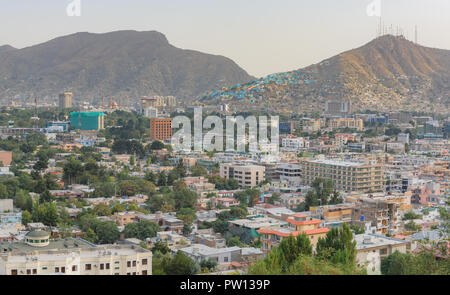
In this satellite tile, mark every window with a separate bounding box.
[127,261,131,267]
[106,263,110,270]
[32,269,37,275]
[142,259,148,265]
[224,257,228,262]
[72,265,77,272]
[27,269,31,275]
[100,264,104,270]
[142,270,148,275]
[133,272,136,275]
[380,248,387,255]
[61,267,66,274]
[132,261,137,267]
[11,269,17,275]
[85,264,92,271]
[55,267,60,273]
[42,267,47,270]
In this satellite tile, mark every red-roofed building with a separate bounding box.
[258,214,329,253]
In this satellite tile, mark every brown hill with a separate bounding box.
[202,35,450,114]
[0,30,254,105]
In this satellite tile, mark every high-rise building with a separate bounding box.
[302,159,385,193]
[149,118,172,141]
[59,92,73,109]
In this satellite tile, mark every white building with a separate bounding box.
[282,136,309,150]
[143,107,158,118]
[355,234,411,275]
[276,163,302,186]
[179,244,241,264]
[220,163,265,188]
[0,231,152,275]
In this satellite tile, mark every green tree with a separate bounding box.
[84,228,99,244]
[151,241,171,255]
[137,221,160,240]
[165,251,199,275]
[22,210,32,225]
[14,190,33,211]
[316,224,357,267]
[124,223,140,239]
[268,193,281,205]
[95,221,120,244]
[182,223,193,236]
[93,203,112,216]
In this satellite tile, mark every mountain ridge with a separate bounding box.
[0,30,255,105]
[201,35,450,114]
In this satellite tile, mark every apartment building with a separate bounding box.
[58,92,73,109]
[220,163,265,188]
[276,163,302,186]
[301,118,321,133]
[276,193,305,210]
[0,231,152,275]
[302,159,385,193]
[329,118,363,131]
[352,197,402,235]
[309,203,356,228]
[258,214,330,253]
[149,118,173,141]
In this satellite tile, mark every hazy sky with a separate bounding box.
[1,0,449,77]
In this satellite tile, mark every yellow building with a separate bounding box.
[329,118,364,131]
[302,159,385,193]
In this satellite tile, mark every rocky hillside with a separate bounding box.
[0,30,254,105]
[201,35,450,114]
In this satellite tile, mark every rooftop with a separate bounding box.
[180,244,241,257]
[354,234,409,250]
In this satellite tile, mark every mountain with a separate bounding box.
[201,35,450,114]
[0,30,254,105]
[0,45,16,54]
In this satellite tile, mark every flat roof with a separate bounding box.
[180,244,241,256]
[0,238,95,253]
[306,159,369,167]
[229,216,288,229]
[354,234,408,250]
